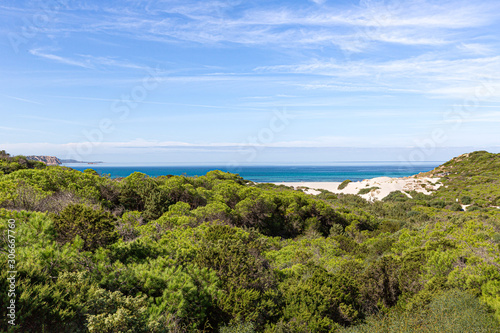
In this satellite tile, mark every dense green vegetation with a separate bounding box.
[0,150,45,175]
[1,150,500,332]
[357,187,379,195]
[337,180,351,190]
[422,150,500,208]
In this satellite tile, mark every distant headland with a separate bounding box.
[26,155,102,165]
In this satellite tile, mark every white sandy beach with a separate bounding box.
[274,176,442,201]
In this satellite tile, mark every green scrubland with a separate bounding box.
[1,149,499,332]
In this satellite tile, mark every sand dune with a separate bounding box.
[274,176,442,201]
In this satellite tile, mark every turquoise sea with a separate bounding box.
[64,162,442,183]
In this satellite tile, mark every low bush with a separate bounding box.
[358,187,380,195]
[52,203,118,251]
[449,203,463,211]
[338,180,352,190]
[341,289,500,333]
[461,195,472,205]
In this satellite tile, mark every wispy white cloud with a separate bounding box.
[0,94,43,105]
[21,0,498,51]
[457,43,494,56]
[29,49,152,71]
[205,0,497,29]
[77,55,151,70]
[256,55,500,98]
[29,49,93,69]
[257,56,500,78]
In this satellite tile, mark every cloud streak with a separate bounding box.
[14,0,498,50]
[256,55,500,98]
[29,49,93,69]
[1,94,43,105]
[29,49,153,71]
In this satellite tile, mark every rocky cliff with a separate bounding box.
[26,155,62,165]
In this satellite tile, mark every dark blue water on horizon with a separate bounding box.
[64,162,442,182]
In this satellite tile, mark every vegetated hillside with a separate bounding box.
[0,150,499,332]
[0,150,46,174]
[423,150,500,208]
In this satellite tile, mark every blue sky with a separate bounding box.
[1,0,500,164]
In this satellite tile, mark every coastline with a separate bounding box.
[274,175,442,201]
[63,164,440,182]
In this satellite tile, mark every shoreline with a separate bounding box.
[273,175,442,201]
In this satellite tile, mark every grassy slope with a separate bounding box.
[423,151,500,207]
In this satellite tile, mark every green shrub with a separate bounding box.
[482,280,500,321]
[382,191,409,202]
[333,234,366,255]
[0,270,90,332]
[358,187,380,195]
[341,289,500,333]
[52,203,118,251]
[86,289,149,333]
[430,199,446,208]
[338,180,352,190]
[194,225,277,327]
[278,264,361,331]
[117,211,142,241]
[219,322,256,333]
[360,256,401,312]
[468,205,482,211]
[492,233,500,244]
[330,223,344,236]
[449,203,463,211]
[461,195,472,205]
[146,264,221,330]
